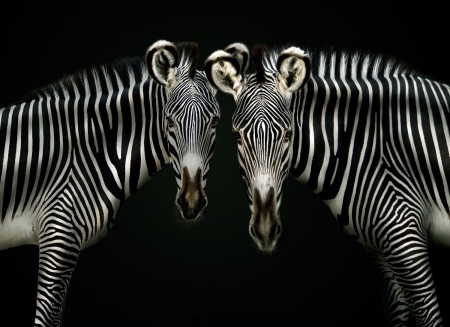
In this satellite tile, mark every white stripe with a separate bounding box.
[9,103,25,215]
[124,70,137,197]
[0,106,16,215]
[316,73,331,194]
[115,69,124,159]
[419,77,450,209]
[102,66,114,129]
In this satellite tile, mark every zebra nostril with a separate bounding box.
[249,226,258,239]
[268,224,282,239]
[275,224,282,237]
[176,196,183,208]
[200,196,208,209]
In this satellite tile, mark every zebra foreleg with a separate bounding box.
[384,236,443,327]
[364,247,411,326]
[34,224,81,327]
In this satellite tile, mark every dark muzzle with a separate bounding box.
[249,187,282,252]
[176,166,208,220]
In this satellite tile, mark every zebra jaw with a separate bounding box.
[249,187,282,252]
[176,166,208,220]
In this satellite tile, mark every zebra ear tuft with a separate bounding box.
[224,42,250,74]
[205,50,246,98]
[146,40,180,88]
[276,47,311,95]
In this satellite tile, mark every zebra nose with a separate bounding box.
[249,224,282,240]
[250,226,258,238]
[176,166,207,220]
[176,193,208,220]
[199,195,208,210]
[249,222,282,252]
[272,224,282,239]
[176,196,183,208]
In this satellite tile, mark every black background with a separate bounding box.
[1,3,450,326]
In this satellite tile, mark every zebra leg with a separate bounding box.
[34,219,81,327]
[364,247,411,326]
[383,233,443,327]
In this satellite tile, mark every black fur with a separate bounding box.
[251,44,268,84]
[176,42,199,80]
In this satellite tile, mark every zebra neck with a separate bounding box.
[91,79,170,199]
[289,74,384,201]
[0,79,170,206]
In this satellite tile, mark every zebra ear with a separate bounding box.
[146,40,180,88]
[224,43,250,74]
[276,47,311,95]
[205,50,246,98]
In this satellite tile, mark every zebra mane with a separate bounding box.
[175,42,199,80]
[18,42,200,104]
[251,43,419,82]
[18,57,149,104]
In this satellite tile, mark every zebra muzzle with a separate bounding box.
[249,187,282,251]
[176,166,208,220]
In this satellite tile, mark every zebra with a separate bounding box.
[0,39,220,326]
[206,42,450,326]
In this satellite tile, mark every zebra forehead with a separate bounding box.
[166,97,219,119]
[236,112,289,133]
[167,74,218,110]
[177,72,213,94]
[235,97,290,125]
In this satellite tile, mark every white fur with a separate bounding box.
[146,40,178,88]
[147,40,175,53]
[206,50,231,62]
[429,203,450,247]
[182,153,203,178]
[253,173,273,201]
[0,212,38,250]
[276,48,309,95]
[280,46,306,58]
[206,50,245,98]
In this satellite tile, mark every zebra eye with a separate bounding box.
[167,117,175,128]
[284,130,292,141]
[233,130,242,143]
[211,116,219,128]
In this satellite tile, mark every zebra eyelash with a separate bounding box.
[284,130,292,141]
[232,130,242,143]
[211,116,219,128]
[167,117,175,128]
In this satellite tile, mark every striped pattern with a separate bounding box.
[292,49,449,326]
[165,72,219,190]
[0,41,219,326]
[233,74,292,213]
[227,44,450,326]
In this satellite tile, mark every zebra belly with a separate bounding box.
[0,212,39,250]
[429,203,450,247]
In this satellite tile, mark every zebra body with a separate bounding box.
[206,43,450,326]
[0,40,220,326]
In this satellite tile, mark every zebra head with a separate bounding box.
[206,44,310,251]
[146,41,220,220]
